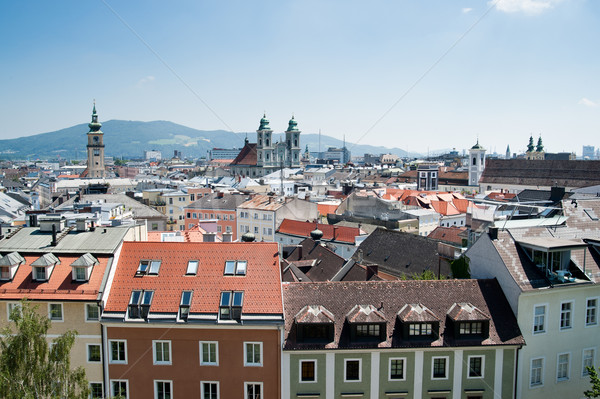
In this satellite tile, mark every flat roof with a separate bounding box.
[515,237,588,252]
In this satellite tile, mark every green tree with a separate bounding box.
[450,256,471,279]
[0,300,89,399]
[585,366,600,398]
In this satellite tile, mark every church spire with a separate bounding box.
[536,136,544,152]
[88,101,102,133]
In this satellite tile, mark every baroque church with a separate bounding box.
[229,114,302,177]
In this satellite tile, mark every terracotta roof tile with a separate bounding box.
[230,143,257,166]
[277,219,363,244]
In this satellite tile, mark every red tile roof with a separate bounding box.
[428,226,467,245]
[277,219,364,244]
[0,255,110,301]
[230,143,257,166]
[104,241,283,315]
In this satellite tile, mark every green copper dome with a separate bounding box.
[536,136,544,152]
[287,115,299,132]
[527,136,535,152]
[471,139,484,150]
[88,103,102,133]
[258,113,270,130]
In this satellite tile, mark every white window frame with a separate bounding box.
[431,356,449,380]
[530,357,545,388]
[85,303,100,322]
[244,382,263,399]
[344,358,362,382]
[388,357,407,381]
[6,302,21,320]
[557,352,570,382]
[199,341,219,366]
[110,379,129,398]
[533,304,547,335]
[299,359,317,383]
[583,347,596,377]
[48,303,63,322]
[89,381,103,399]
[467,355,485,379]
[153,340,172,365]
[559,300,573,331]
[586,297,598,327]
[109,339,127,364]
[154,380,173,399]
[201,381,219,399]
[244,342,263,367]
[86,343,102,363]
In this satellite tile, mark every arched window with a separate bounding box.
[472,157,476,166]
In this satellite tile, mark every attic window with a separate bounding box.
[179,291,193,320]
[459,322,482,335]
[186,260,199,275]
[70,253,97,282]
[224,260,247,276]
[136,260,161,276]
[128,290,154,319]
[219,291,243,321]
[409,323,433,336]
[0,252,25,282]
[31,253,60,282]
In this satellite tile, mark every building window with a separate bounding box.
[153,341,171,365]
[74,267,87,281]
[201,382,219,399]
[217,225,222,233]
[557,353,570,381]
[179,290,192,320]
[460,322,483,335]
[128,290,154,319]
[586,298,598,326]
[432,357,448,379]
[409,323,433,336]
[533,305,546,334]
[34,266,47,281]
[219,291,243,320]
[186,260,199,275]
[109,340,127,364]
[87,344,101,363]
[111,380,128,398]
[356,324,380,338]
[244,342,262,366]
[583,348,595,376]
[200,341,218,365]
[224,260,247,276]
[389,358,406,381]
[7,302,21,320]
[300,360,317,382]
[254,226,259,234]
[344,359,361,382]
[468,356,484,378]
[0,266,10,281]
[155,380,172,399]
[530,358,544,387]
[226,225,232,233]
[86,304,99,321]
[245,382,262,399]
[560,302,572,330]
[89,382,103,398]
[48,303,63,321]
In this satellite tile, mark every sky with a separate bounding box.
[1,0,599,156]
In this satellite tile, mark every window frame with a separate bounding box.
[388,357,406,381]
[244,341,263,367]
[299,359,317,383]
[530,357,544,388]
[533,304,547,335]
[199,341,219,366]
[467,355,485,379]
[244,382,263,399]
[6,302,21,320]
[201,381,219,399]
[431,356,449,380]
[586,297,598,327]
[583,347,596,377]
[110,379,129,398]
[85,303,100,322]
[89,382,103,399]
[109,339,127,364]
[559,300,573,330]
[153,340,172,365]
[48,303,63,322]
[186,260,199,275]
[154,380,173,399]
[87,343,102,363]
[344,358,362,382]
[557,352,570,382]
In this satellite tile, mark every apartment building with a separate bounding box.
[185,192,248,240]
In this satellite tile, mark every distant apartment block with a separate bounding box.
[209,147,241,160]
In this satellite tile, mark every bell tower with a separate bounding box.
[285,115,301,168]
[85,102,106,178]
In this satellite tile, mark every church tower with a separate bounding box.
[468,139,486,187]
[285,115,301,168]
[85,102,106,178]
[256,114,273,169]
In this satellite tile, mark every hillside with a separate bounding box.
[0,120,419,160]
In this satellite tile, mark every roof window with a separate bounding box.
[179,290,193,321]
[219,291,243,321]
[136,260,161,276]
[128,290,154,319]
[224,260,247,276]
[186,260,199,275]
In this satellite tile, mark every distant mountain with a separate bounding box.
[0,120,421,160]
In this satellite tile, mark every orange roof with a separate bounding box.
[57,174,80,179]
[428,226,467,245]
[452,198,471,213]
[277,219,363,244]
[430,200,461,216]
[0,255,110,301]
[103,241,283,315]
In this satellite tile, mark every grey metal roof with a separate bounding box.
[56,194,166,220]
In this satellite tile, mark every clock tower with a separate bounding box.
[85,102,106,178]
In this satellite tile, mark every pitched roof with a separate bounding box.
[186,192,249,211]
[230,143,257,166]
[282,279,524,349]
[103,241,283,317]
[238,195,285,211]
[282,238,346,282]
[428,226,467,246]
[277,219,364,244]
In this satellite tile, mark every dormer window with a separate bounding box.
[180,291,192,320]
[219,291,243,321]
[34,267,47,281]
[409,323,433,336]
[31,253,60,282]
[128,290,154,319]
[70,253,97,282]
[356,323,380,338]
[0,252,25,282]
[447,303,490,339]
[224,260,247,276]
[346,305,386,342]
[397,303,440,340]
[459,321,483,335]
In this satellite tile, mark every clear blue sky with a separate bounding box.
[1,0,598,155]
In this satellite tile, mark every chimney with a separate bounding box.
[203,232,216,242]
[217,192,224,199]
[488,227,498,240]
[51,224,57,246]
[296,245,303,259]
[222,232,232,242]
[90,221,95,232]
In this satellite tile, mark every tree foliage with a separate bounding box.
[585,366,600,398]
[0,300,89,399]
[451,256,471,279]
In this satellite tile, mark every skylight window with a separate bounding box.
[224,260,247,276]
[186,260,199,275]
[236,261,247,275]
[149,260,161,275]
[180,290,193,320]
[137,260,161,276]
[128,290,154,319]
[219,291,243,321]
[136,260,150,275]
[224,261,235,275]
